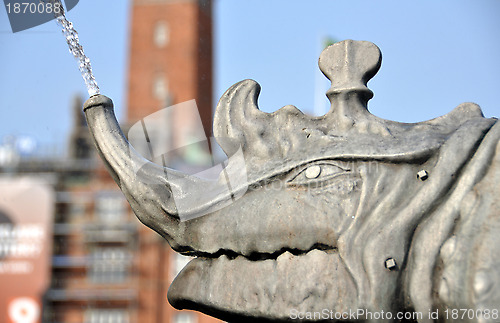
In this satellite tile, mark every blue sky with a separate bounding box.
[0,0,499,151]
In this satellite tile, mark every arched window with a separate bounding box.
[153,20,169,48]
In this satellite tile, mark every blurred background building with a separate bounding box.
[0,0,221,322]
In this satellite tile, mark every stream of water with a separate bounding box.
[53,1,100,97]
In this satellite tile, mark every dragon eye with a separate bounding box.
[287,161,350,186]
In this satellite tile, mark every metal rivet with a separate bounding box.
[385,258,397,270]
[417,170,428,181]
[305,165,321,179]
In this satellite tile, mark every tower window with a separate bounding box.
[153,74,170,102]
[153,21,170,48]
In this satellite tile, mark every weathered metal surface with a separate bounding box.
[83,40,499,322]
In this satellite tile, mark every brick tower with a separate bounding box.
[126,1,219,323]
[127,0,213,140]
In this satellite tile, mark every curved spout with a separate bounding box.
[83,95,205,245]
[83,95,247,248]
[84,95,137,187]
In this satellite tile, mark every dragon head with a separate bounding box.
[83,40,499,322]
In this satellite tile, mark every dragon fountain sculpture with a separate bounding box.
[83,40,499,322]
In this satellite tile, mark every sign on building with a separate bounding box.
[0,179,54,323]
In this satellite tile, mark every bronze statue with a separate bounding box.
[83,40,499,322]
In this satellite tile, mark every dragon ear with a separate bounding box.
[213,79,271,157]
